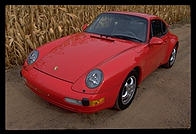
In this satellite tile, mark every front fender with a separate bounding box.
[36,35,72,60]
[71,48,143,107]
[23,35,72,70]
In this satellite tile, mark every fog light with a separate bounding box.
[90,97,104,106]
[82,98,89,106]
[64,98,82,106]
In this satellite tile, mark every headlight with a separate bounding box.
[27,50,39,65]
[85,69,103,89]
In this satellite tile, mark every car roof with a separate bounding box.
[105,11,157,20]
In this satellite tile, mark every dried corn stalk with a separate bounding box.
[5,5,190,69]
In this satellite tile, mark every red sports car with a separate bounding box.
[21,11,179,113]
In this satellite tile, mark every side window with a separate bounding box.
[161,21,168,35]
[151,20,162,37]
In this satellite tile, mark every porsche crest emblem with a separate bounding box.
[54,66,58,71]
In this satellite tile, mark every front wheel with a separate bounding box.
[114,70,138,110]
[163,45,178,68]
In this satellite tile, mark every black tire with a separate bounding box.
[162,44,178,68]
[114,70,138,110]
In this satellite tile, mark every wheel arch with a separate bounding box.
[132,66,142,85]
[114,66,141,110]
[163,36,179,64]
[176,41,179,49]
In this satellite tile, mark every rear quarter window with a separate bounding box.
[161,21,168,35]
[150,19,168,38]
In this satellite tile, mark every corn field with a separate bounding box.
[5,5,190,69]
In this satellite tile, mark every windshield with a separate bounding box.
[85,13,148,43]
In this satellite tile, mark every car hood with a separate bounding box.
[34,33,140,83]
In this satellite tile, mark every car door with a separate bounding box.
[145,19,168,74]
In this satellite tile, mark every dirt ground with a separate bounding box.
[5,24,191,129]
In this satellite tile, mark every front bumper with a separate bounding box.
[21,66,108,113]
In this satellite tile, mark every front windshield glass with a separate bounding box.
[85,13,148,43]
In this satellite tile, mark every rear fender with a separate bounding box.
[164,34,179,63]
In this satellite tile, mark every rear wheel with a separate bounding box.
[163,44,178,68]
[115,70,138,110]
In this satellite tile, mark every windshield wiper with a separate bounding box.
[90,34,115,42]
[110,34,143,42]
[98,33,111,38]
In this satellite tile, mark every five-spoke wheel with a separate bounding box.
[115,70,138,110]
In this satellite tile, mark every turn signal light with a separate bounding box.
[90,97,104,106]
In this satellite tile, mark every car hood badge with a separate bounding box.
[54,66,58,71]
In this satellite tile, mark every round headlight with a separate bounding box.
[27,50,39,65]
[85,69,103,89]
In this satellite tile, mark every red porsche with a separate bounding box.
[21,11,179,113]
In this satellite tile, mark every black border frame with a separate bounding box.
[2,0,193,133]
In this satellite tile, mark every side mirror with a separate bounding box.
[150,37,164,45]
[82,24,88,31]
